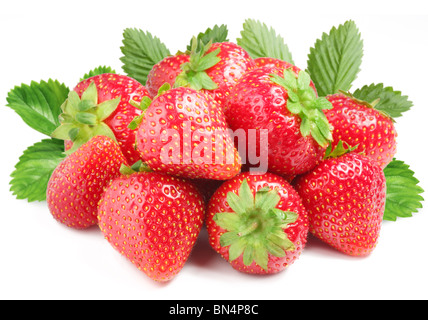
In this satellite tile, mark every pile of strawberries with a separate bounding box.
[10,20,420,283]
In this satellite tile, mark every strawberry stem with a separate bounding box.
[174,37,220,90]
[238,220,259,237]
[270,68,334,147]
[213,179,297,271]
[51,82,119,154]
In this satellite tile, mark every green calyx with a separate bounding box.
[128,83,171,130]
[51,82,119,154]
[323,140,359,159]
[174,37,220,91]
[213,179,298,271]
[119,160,152,175]
[270,68,334,147]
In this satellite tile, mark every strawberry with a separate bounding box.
[51,73,150,165]
[97,166,205,282]
[157,40,255,106]
[46,136,128,229]
[146,53,190,98]
[197,41,255,104]
[224,66,333,177]
[325,92,397,168]
[254,57,295,71]
[132,84,241,180]
[293,147,386,256]
[206,172,309,274]
[254,57,317,92]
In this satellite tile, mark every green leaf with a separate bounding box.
[383,159,424,221]
[186,24,229,52]
[353,83,413,118]
[307,20,363,97]
[6,80,70,136]
[10,138,66,202]
[120,28,171,85]
[80,66,116,81]
[237,19,294,64]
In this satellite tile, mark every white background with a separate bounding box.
[1,0,427,300]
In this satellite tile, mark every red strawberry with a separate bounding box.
[132,85,241,180]
[97,169,205,282]
[293,148,386,256]
[224,66,333,177]
[206,172,309,274]
[46,136,128,229]
[146,53,190,98]
[200,41,255,104]
[170,40,255,105]
[325,92,397,168]
[254,57,317,92]
[254,57,295,71]
[52,73,150,165]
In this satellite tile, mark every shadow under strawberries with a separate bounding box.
[187,227,220,268]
